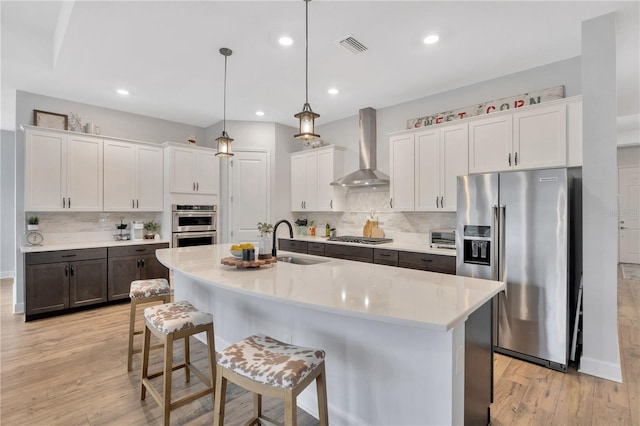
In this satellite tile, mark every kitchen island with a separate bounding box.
[156,244,504,425]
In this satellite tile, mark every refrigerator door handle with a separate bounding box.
[499,204,506,282]
[491,204,499,281]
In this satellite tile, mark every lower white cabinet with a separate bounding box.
[291,145,345,212]
[103,140,163,211]
[391,123,468,212]
[25,128,103,211]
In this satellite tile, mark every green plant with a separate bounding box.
[308,220,315,227]
[27,216,39,225]
[257,222,273,234]
[143,220,159,232]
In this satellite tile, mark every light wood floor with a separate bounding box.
[1,269,638,425]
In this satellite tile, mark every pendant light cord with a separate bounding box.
[223,53,228,133]
[305,0,309,105]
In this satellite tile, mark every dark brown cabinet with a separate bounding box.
[374,249,399,266]
[324,244,373,263]
[25,248,107,319]
[398,251,456,274]
[107,243,169,300]
[278,239,308,254]
[307,242,325,256]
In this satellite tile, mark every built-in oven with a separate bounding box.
[172,204,217,247]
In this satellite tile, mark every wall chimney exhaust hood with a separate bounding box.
[331,107,390,187]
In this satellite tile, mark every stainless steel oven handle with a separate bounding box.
[174,231,217,239]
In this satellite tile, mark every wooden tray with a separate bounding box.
[221,256,277,268]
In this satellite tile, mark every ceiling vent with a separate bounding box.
[338,35,368,54]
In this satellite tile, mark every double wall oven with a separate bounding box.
[172,204,217,247]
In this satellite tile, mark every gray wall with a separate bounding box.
[1,130,16,278]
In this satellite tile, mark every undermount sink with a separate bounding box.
[276,255,329,266]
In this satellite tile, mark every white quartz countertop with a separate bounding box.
[278,235,457,256]
[20,238,171,253]
[156,244,504,331]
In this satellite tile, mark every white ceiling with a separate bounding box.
[1,1,638,132]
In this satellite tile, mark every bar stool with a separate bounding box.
[127,278,172,371]
[140,301,216,426]
[214,334,328,426]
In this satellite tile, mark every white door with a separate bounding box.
[229,150,269,244]
[441,123,469,211]
[468,115,512,173]
[414,130,439,211]
[195,150,219,195]
[619,166,640,264]
[513,104,566,170]
[103,141,136,211]
[25,130,66,211]
[136,145,164,211]
[65,135,103,211]
[389,133,415,211]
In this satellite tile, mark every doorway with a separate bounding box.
[228,149,270,244]
[619,166,640,264]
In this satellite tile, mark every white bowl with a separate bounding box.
[230,250,243,258]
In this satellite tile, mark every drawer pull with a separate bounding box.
[62,254,77,258]
[380,253,391,257]
[135,249,146,252]
[420,258,433,262]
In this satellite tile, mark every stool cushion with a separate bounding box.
[217,334,325,389]
[130,278,171,299]
[144,301,212,334]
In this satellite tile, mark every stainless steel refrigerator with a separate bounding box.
[456,168,581,371]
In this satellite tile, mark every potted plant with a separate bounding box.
[257,222,274,259]
[308,220,316,237]
[27,216,39,231]
[143,220,159,239]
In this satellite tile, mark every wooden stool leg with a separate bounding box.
[284,391,297,426]
[316,365,329,426]
[184,336,190,383]
[140,324,151,400]
[127,298,138,371]
[213,366,227,426]
[253,393,262,421]
[163,333,174,426]
[206,325,216,408]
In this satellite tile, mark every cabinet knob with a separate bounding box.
[62,197,66,208]
[514,152,518,166]
[508,153,512,167]
[68,198,71,208]
[390,198,393,208]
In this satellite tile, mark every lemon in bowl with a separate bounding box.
[230,243,254,258]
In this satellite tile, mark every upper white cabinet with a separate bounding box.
[167,145,219,195]
[291,145,345,212]
[415,123,468,212]
[391,123,468,212]
[103,141,163,211]
[389,133,415,211]
[469,102,567,173]
[25,129,103,211]
[566,98,582,167]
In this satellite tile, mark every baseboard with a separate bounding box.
[0,270,15,279]
[14,302,24,315]
[298,391,362,426]
[579,355,623,383]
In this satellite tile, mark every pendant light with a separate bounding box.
[294,0,320,140]
[215,47,234,157]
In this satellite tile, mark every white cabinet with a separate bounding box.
[415,123,468,211]
[469,103,567,173]
[25,129,103,211]
[468,115,513,174]
[566,98,582,167]
[389,133,415,211]
[290,146,345,212]
[391,123,468,212]
[167,146,219,195]
[103,141,163,211]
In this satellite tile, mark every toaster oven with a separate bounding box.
[429,229,456,250]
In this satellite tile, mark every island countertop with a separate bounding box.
[156,244,504,332]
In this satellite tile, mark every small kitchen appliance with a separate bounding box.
[130,221,144,241]
[172,204,217,247]
[429,229,456,250]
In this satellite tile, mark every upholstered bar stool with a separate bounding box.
[127,278,172,371]
[141,301,216,426]
[214,334,328,426]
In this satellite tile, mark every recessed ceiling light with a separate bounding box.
[328,88,339,95]
[256,111,265,116]
[279,36,293,46]
[116,89,129,95]
[423,34,439,45]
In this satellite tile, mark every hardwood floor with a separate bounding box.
[1,268,638,425]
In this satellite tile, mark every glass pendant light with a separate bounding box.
[216,47,234,157]
[294,0,320,140]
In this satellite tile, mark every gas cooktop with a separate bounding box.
[328,236,393,245]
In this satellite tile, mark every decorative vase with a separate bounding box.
[27,224,39,231]
[258,233,272,259]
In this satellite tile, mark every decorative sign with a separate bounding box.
[406,85,564,129]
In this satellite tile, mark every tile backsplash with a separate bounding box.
[292,188,456,244]
[24,212,163,244]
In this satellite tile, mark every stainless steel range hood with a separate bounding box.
[331,107,390,187]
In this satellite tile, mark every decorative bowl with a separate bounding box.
[230,250,243,258]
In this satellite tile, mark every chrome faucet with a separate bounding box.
[272,219,293,257]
